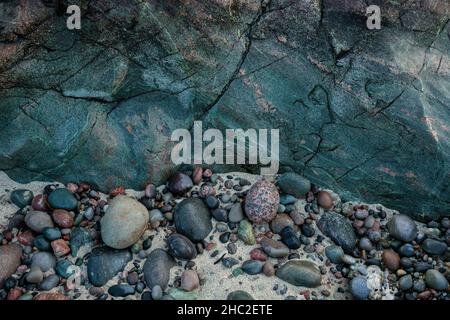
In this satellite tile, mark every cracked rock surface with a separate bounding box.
[1,0,450,220]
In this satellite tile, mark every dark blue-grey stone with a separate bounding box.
[39,274,60,291]
[241,260,264,275]
[34,235,51,251]
[422,239,447,255]
[325,245,344,264]
[42,227,62,241]
[167,233,197,260]
[317,213,356,253]
[48,188,78,211]
[10,189,33,208]
[108,284,135,297]
[276,260,321,288]
[70,227,91,257]
[55,259,75,279]
[398,243,415,257]
[277,173,311,198]
[174,198,212,242]
[31,252,56,272]
[227,290,254,300]
[398,275,413,291]
[350,276,371,300]
[87,246,132,286]
[425,269,449,291]
[143,249,175,290]
[281,226,301,249]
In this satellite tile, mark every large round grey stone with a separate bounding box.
[276,260,322,288]
[174,198,212,242]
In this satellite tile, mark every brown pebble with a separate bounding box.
[180,270,200,291]
[52,209,74,228]
[250,248,268,261]
[317,191,334,209]
[417,290,431,300]
[7,288,22,300]
[17,230,34,246]
[192,167,203,185]
[381,249,400,271]
[33,293,70,300]
[51,239,71,257]
[66,183,78,193]
[32,194,49,211]
[262,262,275,277]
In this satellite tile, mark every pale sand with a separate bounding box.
[0,171,403,300]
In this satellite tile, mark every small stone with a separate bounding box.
[143,249,175,290]
[180,270,199,291]
[168,172,193,195]
[263,262,275,277]
[422,239,447,255]
[260,238,290,258]
[317,191,333,209]
[350,276,370,300]
[167,233,197,260]
[25,211,54,233]
[33,293,69,300]
[222,257,240,268]
[237,220,256,245]
[250,248,268,261]
[359,237,373,251]
[7,288,22,300]
[192,167,203,185]
[168,287,198,300]
[341,254,356,265]
[270,214,295,234]
[387,214,418,242]
[398,274,413,291]
[43,227,62,241]
[55,259,75,278]
[281,226,301,249]
[31,252,56,272]
[424,269,449,290]
[145,184,157,198]
[300,224,315,237]
[101,195,149,249]
[277,173,311,198]
[31,194,48,211]
[151,285,163,300]
[325,245,344,264]
[10,189,34,208]
[48,188,78,210]
[227,290,254,300]
[244,180,279,223]
[382,249,400,271]
[26,266,43,284]
[108,284,135,297]
[317,212,356,253]
[206,196,219,209]
[212,208,228,222]
[52,209,74,228]
[276,260,322,288]
[174,198,212,242]
[87,246,132,286]
[51,239,70,257]
[228,203,244,223]
[69,227,91,257]
[241,260,264,275]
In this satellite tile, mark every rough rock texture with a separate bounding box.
[1,1,450,220]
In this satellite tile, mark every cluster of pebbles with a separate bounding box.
[0,169,448,300]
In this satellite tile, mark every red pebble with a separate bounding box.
[52,209,74,228]
[66,183,78,193]
[51,239,71,257]
[250,248,268,261]
[110,186,125,197]
[7,288,22,300]
[205,242,216,251]
[17,230,35,246]
[3,230,13,241]
[32,194,49,211]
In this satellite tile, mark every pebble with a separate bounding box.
[220,232,231,243]
[359,237,373,251]
[301,224,315,237]
[227,290,254,300]
[143,249,175,290]
[260,238,290,258]
[381,249,400,271]
[108,284,135,297]
[212,208,228,222]
[101,195,149,249]
[7,213,25,231]
[87,246,132,286]
[241,260,264,275]
[387,214,418,242]
[174,198,212,242]
[167,233,197,260]
[425,269,449,290]
[180,270,199,291]
[69,227,91,257]
[10,189,34,208]
[48,188,78,210]
[237,220,256,245]
[31,252,56,272]
[145,184,157,198]
[277,173,311,198]
[341,254,356,265]
[228,203,244,223]
[168,172,193,195]
[222,257,239,268]
[280,194,297,206]
[31,194,48,211]
[398,243,415,257]
[270,214,295,234]
[317,212,356,253]
[276,260,322,288]
[26,266,43,284]
[151,285,163,300]
[25,211,55,233]
[51,239,70,257]
[33,293,69,300]
[350,276,370,300]
[422,239,447,255]
[263,262,275,277]
[398,274,413,291]
[244,180,279,223]
[55,259,75,278]
[325,245,344,264]
[206,196,219,209]
[43,227,62,241]
[52,209,74,228]
[280,226,301,249]
[317,191,334,209]
[168,287,198,300]
[227,242,237,254]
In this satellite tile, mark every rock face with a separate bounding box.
[1,1,450,221]
[317,212,357,253]
[101,195,149,249]
[174,198,212,242]
[87,246,132,287]
[276,260,322,288]
[0,244,22,287]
